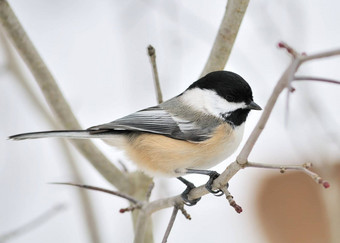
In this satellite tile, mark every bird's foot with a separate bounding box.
[184,169,228,197]
[204,171,227,196]
[177,177,201,206]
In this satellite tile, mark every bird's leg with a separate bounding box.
[177,177,201,206]
[185,169,228,196]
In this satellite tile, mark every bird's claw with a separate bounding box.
[205,171,226,197]
[180,181,201,206]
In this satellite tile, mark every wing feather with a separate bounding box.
[88,105,218,142]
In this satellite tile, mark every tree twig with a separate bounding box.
[161,206,179,243]
[0,0,129,191]
[221,187,243,213]
[200,0,250,76]
[119,205,142,213]
[0,204,65,242]
[294,76,340,85]
[246,162,330,188]
[148,45,163,104]
[177,204,191,220]
[50,182,142,205]
[300,48,340,62]
[145,181,155,201]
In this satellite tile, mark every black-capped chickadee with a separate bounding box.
[10,71,261,205]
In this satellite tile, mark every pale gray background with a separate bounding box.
[1,0,340,242]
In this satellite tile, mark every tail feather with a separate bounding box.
[9,130,120,140]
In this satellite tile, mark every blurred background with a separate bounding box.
[1,0,339,242]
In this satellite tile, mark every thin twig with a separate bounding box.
[161,206,179,243]
[246,162,330,188]
[0,204,65,242]
[177,204,191,220]
[119,205,142,213]
[200,0,249,76]
[294,76,340,85]
[221,187,243,214]
[50,182,142,205]
[0,0,129,190]
[278,42,299,58]
[117,159,129,173]
[300,49,340,62]
[147,45,163,104]
[145,181,155,201]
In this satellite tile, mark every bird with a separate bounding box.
[9,71,261,205]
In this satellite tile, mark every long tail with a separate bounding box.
[9,130,120,140]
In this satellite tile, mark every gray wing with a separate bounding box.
[88,106,217,142]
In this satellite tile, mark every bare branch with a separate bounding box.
[294,76,340,85]
[0,204,65,242]
[201,0,250,76]
[148,45,163,104]
[50,182,142,205]
[161,206,179,243]
[0,0,129,190]
[246,162,330,188]
[300,49,340,62]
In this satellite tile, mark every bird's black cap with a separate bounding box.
[187,71,254,104]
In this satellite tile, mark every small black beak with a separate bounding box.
[247,101,262,110]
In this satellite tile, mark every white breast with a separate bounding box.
[191,123,245,170]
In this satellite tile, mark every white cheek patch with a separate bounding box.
[181,88,246,117]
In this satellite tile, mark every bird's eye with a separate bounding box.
[225,95,235,102]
